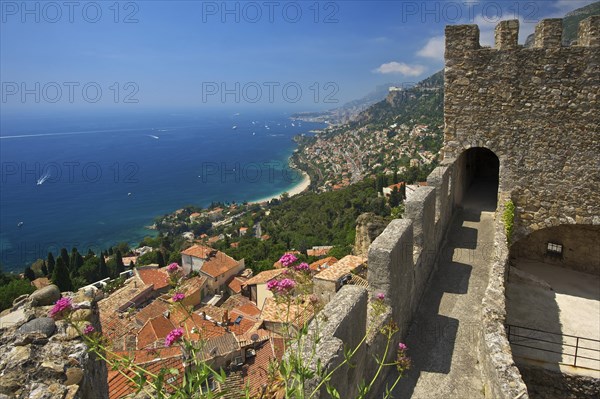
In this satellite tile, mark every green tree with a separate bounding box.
[47,252,55,276]
[0,279,35,311]
[99,255,109,279]
[393,170,399,184]
[41,261,48,276]
[59,248,70,272]
[399,183,406,201]
[78,258,99,283]
[115,250,125,275]
[389,187,401,208]
[52,257,74,292]
[24,267,36,281]
[156,251,166,268]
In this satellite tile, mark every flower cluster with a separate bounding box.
[279,253,298,267]
[267,278,297,294]
[49,297,73,318]
[396,342,411,375]
[167,263,180,273]
[172,293,185,302]
[294,262,310,272]
[83,324,95,335]
[377,293,385,301]
[165,327,184,347]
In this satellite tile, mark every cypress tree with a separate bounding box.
[52,258,74,292]
[399,183,406,201]
[47,253,55,275]
[24,267,36,281]
[99,254,109,279]
[41,261,48,276]
[393,170,399,184]
[108,247,114,256]
[60,248,70,272]
[115,250,125,275]
[390,187,401,208]
[156,251,165,268]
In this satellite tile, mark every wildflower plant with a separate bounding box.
[53,258,410,398]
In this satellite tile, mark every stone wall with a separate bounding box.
[298,164,455,398]
[477,201,530,399]
[519,365,600,399]
[511,224,600,275]
[0,285,108,399]
[443,17,600,243]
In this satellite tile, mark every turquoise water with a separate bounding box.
[0,109,324,271]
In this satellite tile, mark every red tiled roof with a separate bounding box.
[137,267,170,291]
[313,255,367,282]
[309,256,338,271]
[181,244,216,258]
[260,296,316,330]
[134,299,170,327]
[182,245,241,278]
[386,182,405,190]
[137,316,175,349]
[244,337,286,397]
[108,355,183,399]
[243,269,284,286]
[235,302,261,318]
[227,277,246,294]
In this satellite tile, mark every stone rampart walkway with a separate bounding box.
[381,182,497,398]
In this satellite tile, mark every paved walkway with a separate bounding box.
[379,181,497,399]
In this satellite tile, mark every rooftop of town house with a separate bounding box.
[313,255,367,282]
[181,244,242,278]
[260,296,316,330]
[309,256,338,271]
[243,269,285,286]
[136,266,170,291]
[227,276,247,294]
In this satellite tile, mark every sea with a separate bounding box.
[0,109,325,272]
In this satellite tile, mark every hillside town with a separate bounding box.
[88,244,367,398]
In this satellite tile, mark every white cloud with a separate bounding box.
[417,36,445,60]
[373,62,426,76]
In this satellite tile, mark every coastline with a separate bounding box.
[249,170,311,204]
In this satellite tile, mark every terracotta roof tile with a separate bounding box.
[243,269,285,286]
[309,256,338,271]
[181,244,216,258]
[227,277,246,294]
[313,255,367,282]
[260,296,316,330]
[137,316,175,349]
[136,267,170,291]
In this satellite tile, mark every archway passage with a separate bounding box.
[454,147,499,211]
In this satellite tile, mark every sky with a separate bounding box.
[0,0,596,114]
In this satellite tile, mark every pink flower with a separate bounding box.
[294,262,309,272]
[266,279,279,291]
[276,278,296,293]
[398,342,407,351]
[279,253,298,267]
[377,293,385,301]
[164,327,184,347]
[167,263,180,273]
[172,293,185,302]
[49,297,73,318]
[83,325,95,335]
[266,278,296,294]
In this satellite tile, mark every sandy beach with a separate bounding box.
[250,170,311,204]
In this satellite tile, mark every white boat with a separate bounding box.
[17,221,24,227]
[232,126,237,130]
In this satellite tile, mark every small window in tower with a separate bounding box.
[547,242,563,257]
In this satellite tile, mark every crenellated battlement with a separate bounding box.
[446,16,599,56]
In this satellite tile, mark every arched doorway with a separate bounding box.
[453,147,499,211]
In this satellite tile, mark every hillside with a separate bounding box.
[292,71,444,190]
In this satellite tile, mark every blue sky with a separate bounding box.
[0,0,596,113]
